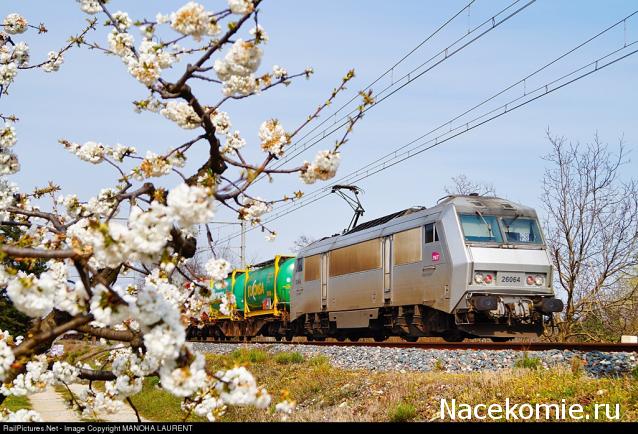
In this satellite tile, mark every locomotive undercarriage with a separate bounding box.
[187,301,555,342]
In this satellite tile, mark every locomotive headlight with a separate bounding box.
[474,273,484,284]
[484,274,494,284]
[534,275,544,286]
[526,275,535,286]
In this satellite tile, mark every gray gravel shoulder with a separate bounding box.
[192,342,638,377]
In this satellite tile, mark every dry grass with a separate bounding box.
[55,341,638,422]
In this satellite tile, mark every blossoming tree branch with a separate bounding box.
[0,0,372,422]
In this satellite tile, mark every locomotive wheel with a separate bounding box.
[336,336,346,342]
[307,336,314,342]
[348,336,360,342]
[373,334,387,342]
[403,336,418,343]
[285,334,294,342]
[490,337,513,342]
[275,336,282,342]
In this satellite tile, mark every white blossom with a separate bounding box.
[127,53,160,86]
[3,13,28,35]
[89,284,134,326]
[300,150,341,184]
[215,366,270,407]
[239,197,271,225]
[0,335,14,382]
[205,258,231,282]
[1,355,53,396]
[160,353,207,397]
[6,271,55,318]
[52,361,79,385]
[258,119,289,156]
[111,11,132,31]
[249,25,268,44]
[76,0,105,15]
[109,143,137,162]
[107,30,134,57]
[214,39,262,96]
[143,323,185,362]
[167,183,215,228]
[211,111,231,135]
[0,409,43,422]
[193,395,225,421]
[11,42,30,66]
[275,399,296,415]
[64,141,106,164]
[228,0,254,15]
[221,131,246,154]
[170,2,220,41]
[0,62,17,86]
[127,203,173,259]
[77,388,124,417]
[161,101,201,129]
[42,51,63,73]
[272,65,287,79]
[0,122,17,148]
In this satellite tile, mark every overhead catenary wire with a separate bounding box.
[211,10,638,246]
[254,0,534,180]
[245,9,638,221]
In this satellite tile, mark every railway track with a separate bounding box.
[190,339,638,353]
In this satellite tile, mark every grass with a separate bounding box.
[514,352,542,370]
[274,351,305,364]
[388,402,417,422]
[3,395,32,412]
[229,348,268,364]
[129,377,206,422]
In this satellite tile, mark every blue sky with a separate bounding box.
[3,0,638,264]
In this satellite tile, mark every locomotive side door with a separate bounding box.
[383,236,392,302]
[421,222,450,305]
[321,253,328,310]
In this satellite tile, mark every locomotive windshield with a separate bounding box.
[459,214,503,243]
[459,213,543,245]
[501,216,542,244]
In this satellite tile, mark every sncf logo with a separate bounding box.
[432,251,441,262]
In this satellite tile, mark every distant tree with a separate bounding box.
[291,234,315,253]
[444,174,495,196]
[541,130,638,342]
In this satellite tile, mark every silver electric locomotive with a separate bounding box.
[291,195,563,341]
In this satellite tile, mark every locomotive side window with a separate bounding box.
[304,255,320,281]
[329,239,381,277]
[295,257,303,272]
[394,227,422,265]
[424,223,439,243]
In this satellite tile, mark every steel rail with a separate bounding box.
[190,339,638,353]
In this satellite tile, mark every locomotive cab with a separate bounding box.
[442,195,563,338]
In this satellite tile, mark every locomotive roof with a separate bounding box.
[301,195,538,255]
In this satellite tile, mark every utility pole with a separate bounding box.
[206,220,247,268]
[240,220,246,269]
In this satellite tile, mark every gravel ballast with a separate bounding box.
[192,342,638,377]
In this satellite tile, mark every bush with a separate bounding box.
[274,351,305,364]
[388,402,417,422]
[515,352,541,370]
